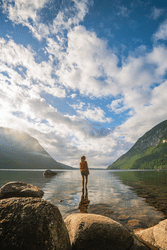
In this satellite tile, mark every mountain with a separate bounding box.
[0,127,73,169]
[108,120,167,170]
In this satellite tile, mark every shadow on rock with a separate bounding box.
[0,197,71,250]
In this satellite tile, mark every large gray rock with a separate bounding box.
[0,181,44,199]
[64,213,134,250]
[135,219,167,250]
[0,197,71,250]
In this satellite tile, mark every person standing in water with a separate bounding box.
[79,156,89,190]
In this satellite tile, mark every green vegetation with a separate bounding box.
[108,120,167,170]
[133,142,167,169]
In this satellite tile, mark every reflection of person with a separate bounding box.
[78,188,90,213]
[79,156,89,190]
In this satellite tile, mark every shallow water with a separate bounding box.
[113,170,167,218]
[0,169,166,232]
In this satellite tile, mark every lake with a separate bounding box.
[0,169,166,232]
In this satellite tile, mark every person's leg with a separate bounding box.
[85,186,88,197]
[82,175,85,188]
[82,186,84,195]
[85,175,88,188]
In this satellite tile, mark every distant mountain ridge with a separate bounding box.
[108,120,167,170]
[0,127,73,169]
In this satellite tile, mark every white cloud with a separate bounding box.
[105,44,167,146]
[70,102,112,123]
[1,26,164,168]
[109,45,167,115]
[0,49,114,159]
[113,80,167,144]
[154,19,167,41]
[55,24,167,105]
[1,1,167,168]
[71,102,85,110]
[0,38,66,98]
[150,7,164,20]
[46,37,65,56]
[107,98,127,114]
[2,0,47,23]
[147,46,167,77]
[51,0,91,34]
[41,85,66,98]
[0,93,116,168]
[69,0,91,25]
[117,6,131,17]
[57,25,119,97]
[77,107,112,123]
[0,36,117,168]
[2,0,91,41]
[70,93,77,99]
[0,38,36,67]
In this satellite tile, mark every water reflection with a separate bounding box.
[78,188,90,213]
[113,170,167,218]
[0,170,166,232]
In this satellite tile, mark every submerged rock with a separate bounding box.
[43,169,57,178]
[135,219,167,250]
[0,197,71,250]
[65,213,134,250]
[129,236,150,250]
[0,181,44,199]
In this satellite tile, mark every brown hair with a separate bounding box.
[81,155,86,162]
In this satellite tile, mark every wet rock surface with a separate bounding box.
[129,236,150,250]
[0,181,44,199]
[134,219,167,250]
[0,197,71,250]
[65,213,134,250]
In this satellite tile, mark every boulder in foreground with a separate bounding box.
[135,219,167,250]
[65,213,134,250]
[0,181,44,199]
[0,197,71,250]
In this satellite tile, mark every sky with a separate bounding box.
[0,0,167,169]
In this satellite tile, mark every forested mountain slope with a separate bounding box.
[108,120,167,170]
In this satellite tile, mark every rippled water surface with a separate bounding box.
[0,169,166,232]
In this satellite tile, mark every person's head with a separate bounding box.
[81,155,86,162]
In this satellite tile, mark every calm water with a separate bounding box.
[0,169,166,232]
[113,170,167,218]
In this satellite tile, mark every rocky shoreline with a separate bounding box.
[0,182,166,250]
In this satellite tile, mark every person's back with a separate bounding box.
[80,160,89,173]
